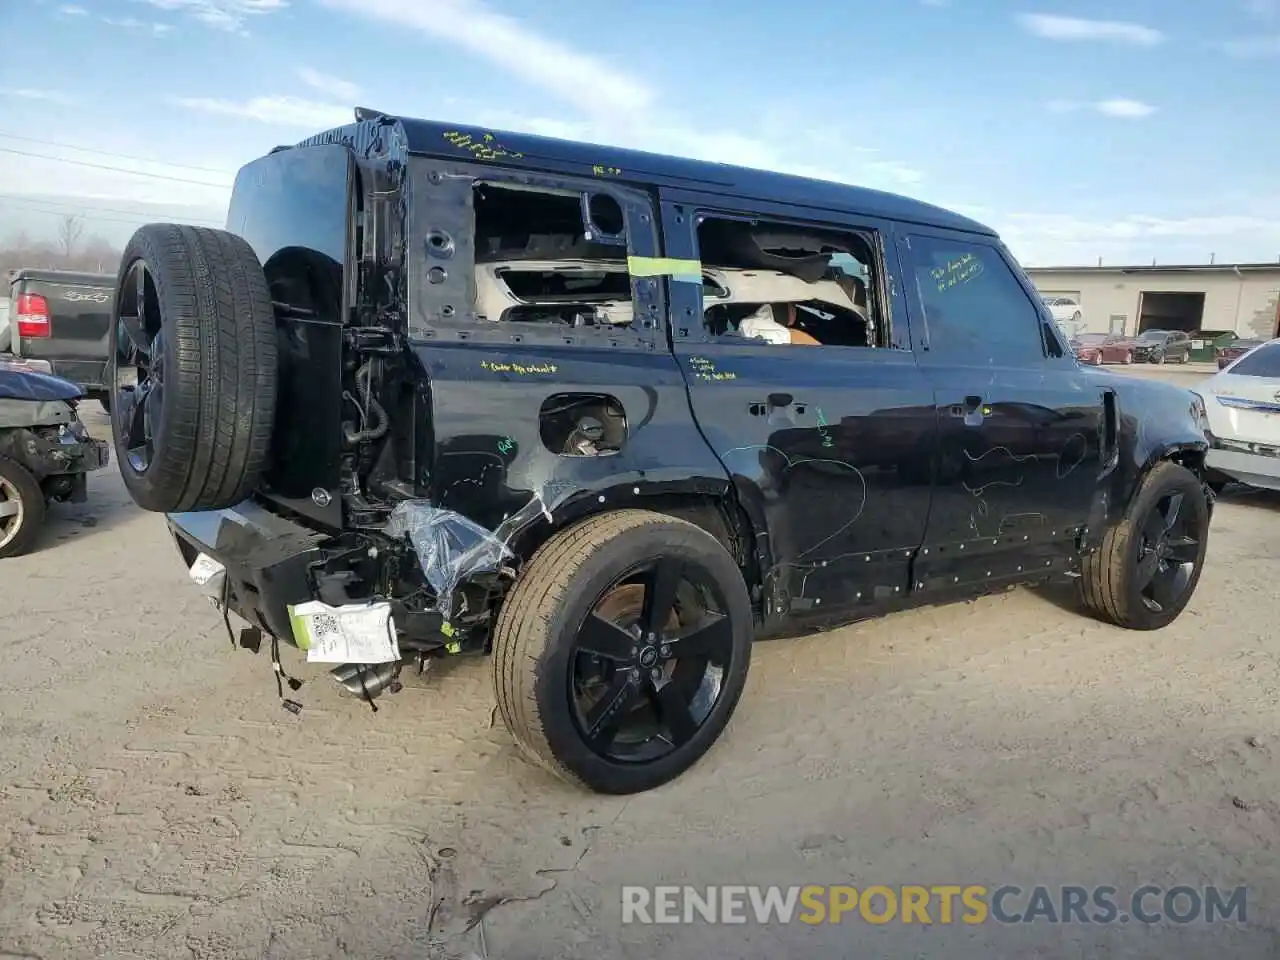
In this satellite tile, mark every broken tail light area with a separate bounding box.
[15,293,51,338]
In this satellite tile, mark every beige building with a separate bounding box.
[1025,263,1280,340]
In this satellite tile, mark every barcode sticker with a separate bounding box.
[288,601,400,664]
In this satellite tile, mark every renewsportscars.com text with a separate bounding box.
[621,884,1247,926]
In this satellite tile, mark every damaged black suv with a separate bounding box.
[109,110,1215,795]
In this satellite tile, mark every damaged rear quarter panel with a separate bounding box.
[404,158,734,559]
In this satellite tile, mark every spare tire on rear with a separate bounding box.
[110,224,278,513]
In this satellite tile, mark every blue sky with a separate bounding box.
[1,0,1278,265]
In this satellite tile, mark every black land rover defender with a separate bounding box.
[108,110,1215,795]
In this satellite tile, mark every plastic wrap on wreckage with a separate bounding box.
[386,470,580,622]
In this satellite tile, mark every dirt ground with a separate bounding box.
[3,367,1279,959]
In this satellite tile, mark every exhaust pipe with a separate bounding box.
[330,661,402,700]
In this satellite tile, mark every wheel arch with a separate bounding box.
[1133,441,1213,516]
[499,480,773,621]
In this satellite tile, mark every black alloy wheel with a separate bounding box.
[1079,461,1210,630]
[570,557,736,764]
[491,510,753,794]
[1133,489,1201,614]
[113,260,165,475]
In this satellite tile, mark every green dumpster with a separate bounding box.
[1188,330,1238,363]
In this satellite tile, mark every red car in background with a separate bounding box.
[1070,333,1135,365]
[1216,338,1265,368]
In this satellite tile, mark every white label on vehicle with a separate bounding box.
[289,600,400,664]
[1192,340,1205,349]
[187,553,226,600]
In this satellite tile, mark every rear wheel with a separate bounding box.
[1079,461,1209,630]
[110,224,278,513]
[0,457,45,559]
[492,509,753,794]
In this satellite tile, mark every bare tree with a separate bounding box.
[57,215,86,260]
[0,230,120,276]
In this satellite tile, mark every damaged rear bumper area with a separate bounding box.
[167,502,334,647]
[165,500,515,681]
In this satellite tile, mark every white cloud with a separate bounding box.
[1046,98,1156,118]
[296,67,361,102]
[0,87,78,106]
[320,0,923,192]
[1220,35,1280,57]
[58,4,89,14]
[136,0,287,32]
[103,16,173,35]
[1096,98,1156,118]
[173,94,353,128]
[1017,13,1165,46]
[317,0,653,117]
[998,211,1280,266]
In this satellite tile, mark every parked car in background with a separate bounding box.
[1216,337,1266,369]
[1070,332,1135,365]
[1043,295,1083,325]
[6,270,115,409]
[0,358,111,557]
[1194,338,1280,493]
[1131,329,1192,364]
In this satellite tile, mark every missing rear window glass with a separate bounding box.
[696,217,884,348]
[471,183,640,331]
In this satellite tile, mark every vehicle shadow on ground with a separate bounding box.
[1216,484,1280,512]
[32,466,139,554]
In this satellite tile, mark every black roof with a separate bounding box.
[304,113,997,238]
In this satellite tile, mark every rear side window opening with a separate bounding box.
[693,216,886,350]
[469,183,649,334]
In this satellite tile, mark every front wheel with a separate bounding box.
[1078,461,1210,630]
[492,509,753,794]
[0,456,46,559]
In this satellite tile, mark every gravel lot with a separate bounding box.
[3,366,1279,959]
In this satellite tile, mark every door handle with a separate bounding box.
[751,393,796,416]
[951,395,986,426]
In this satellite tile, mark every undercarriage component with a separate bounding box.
[330,660,402,700]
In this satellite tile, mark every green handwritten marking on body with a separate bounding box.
[687,356,737,382]
[592,164,623,177]
[931,252,985,293]
[481,360,558,375]
[815,408,835,448]
[497,437,516,455]
[442,130,525,162]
